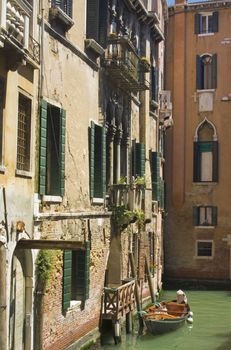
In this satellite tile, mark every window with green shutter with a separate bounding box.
[89,122,106,199]
[150,151,161,203]
[132,141,145,178]
[193,206,217,227]
[62,242,90,311]
[39,101,66,196]
[193,141,218,182]
[196,54,217,90]
[195,12,218,34]
[52,0,73,18]
[86,0,108,48]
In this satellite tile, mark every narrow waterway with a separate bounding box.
[100,290,231,350]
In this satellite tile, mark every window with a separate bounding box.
[132,141,145,178]
[148,232,155,276]
[196,54,217,90]
[63,242,90,311]
[86,0,108,48]
[195,12,218,35]
[16,94,32,172]
[193,206,217,226]
[89,121,106,199]
[196,240,213,257]
[52,0,72,18]
[0,77,6,166]
[39,100,66,197]
[193,121,218,182]
[150,151,161,202]
[151,66,159,103]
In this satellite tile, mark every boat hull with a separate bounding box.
[144,316,187,335]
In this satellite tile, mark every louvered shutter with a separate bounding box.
[59,108,66,196]
[74,241,90,301]
[194,14,201,34]
[132,140,136,177]
[135,143,145,177]
[212,12,218,33]
[196,55,202,89]
[99,0,108,48]
[89,121,95,198]
[212,206,217,226]
[212,140,218,182]
[63,250,72,311]
[150,151,161,202]
[39,100,48,195]
[211,54,217,89]
[87,0,99,41]
[101,126,106,197]
[193,206,199,226]
[65,0,72,18]
[193,142,200,182]
[94,125,102,198]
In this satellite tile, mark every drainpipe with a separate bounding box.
[0,242,7,350]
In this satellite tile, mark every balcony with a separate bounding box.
[102,36,149,92]
[0,0,40,68]
[102,279,136,320]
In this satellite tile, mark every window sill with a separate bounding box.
[193,182,217,185]
[69,300,82,309]
[92,197,104,205]
[0,165,5,173]
[42,195,62,203]
[197,89,215,93]
[85,39,104,56]
[49,6,74,30]
[15,169,33,178]
[194,226,215,229]
[198,33,215,37]
[194,256,213,260]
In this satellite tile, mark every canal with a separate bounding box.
[100,290,231,350]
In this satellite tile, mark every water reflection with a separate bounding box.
[100,290,231,350]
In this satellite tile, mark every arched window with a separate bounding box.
[196,54,217,90]
[193,119,218,182]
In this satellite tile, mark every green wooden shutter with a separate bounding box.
[136,143,145,177]
[63,250,72,311]
[39,100,48,195]
[193,142,200,182]
[212,206,217,226]
[193,206,199,226]
[74,242,90,301]
[86,0,99,41]
[101,126,106,197]
[94,125,102,198]
[132,140,136,177]
[212,12,218,33]
[150,151,161,202]
[212,141,218,182]
[99,0,108,48]
[196,55,202,89]
[211,54,217,89]
[59,108,66,196]
[65,0,72,18]
[194,14,201,34]
[89,121,95,198]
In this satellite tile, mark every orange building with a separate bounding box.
[165,0,231,285]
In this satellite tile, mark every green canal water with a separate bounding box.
[100,290,231,350]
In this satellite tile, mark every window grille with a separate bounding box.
[17,94,31,171]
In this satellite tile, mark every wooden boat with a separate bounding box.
[142,301,191,335]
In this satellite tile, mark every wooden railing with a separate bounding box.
[102,280,136,320]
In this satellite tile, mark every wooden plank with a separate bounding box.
[16,239,86,251]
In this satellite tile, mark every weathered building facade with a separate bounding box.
[0,1,169,349]
[165,0,231,284]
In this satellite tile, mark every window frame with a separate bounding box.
[195,11,218,35]
[16,92,32,175]
[193,206,217,227]
[196,240,214,259]
[193,141,218,183]
[196,54,217,91]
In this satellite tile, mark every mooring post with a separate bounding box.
[126,311,132,334]
[113,319,121,344]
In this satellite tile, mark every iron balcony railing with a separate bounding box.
[103,36,150,92]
